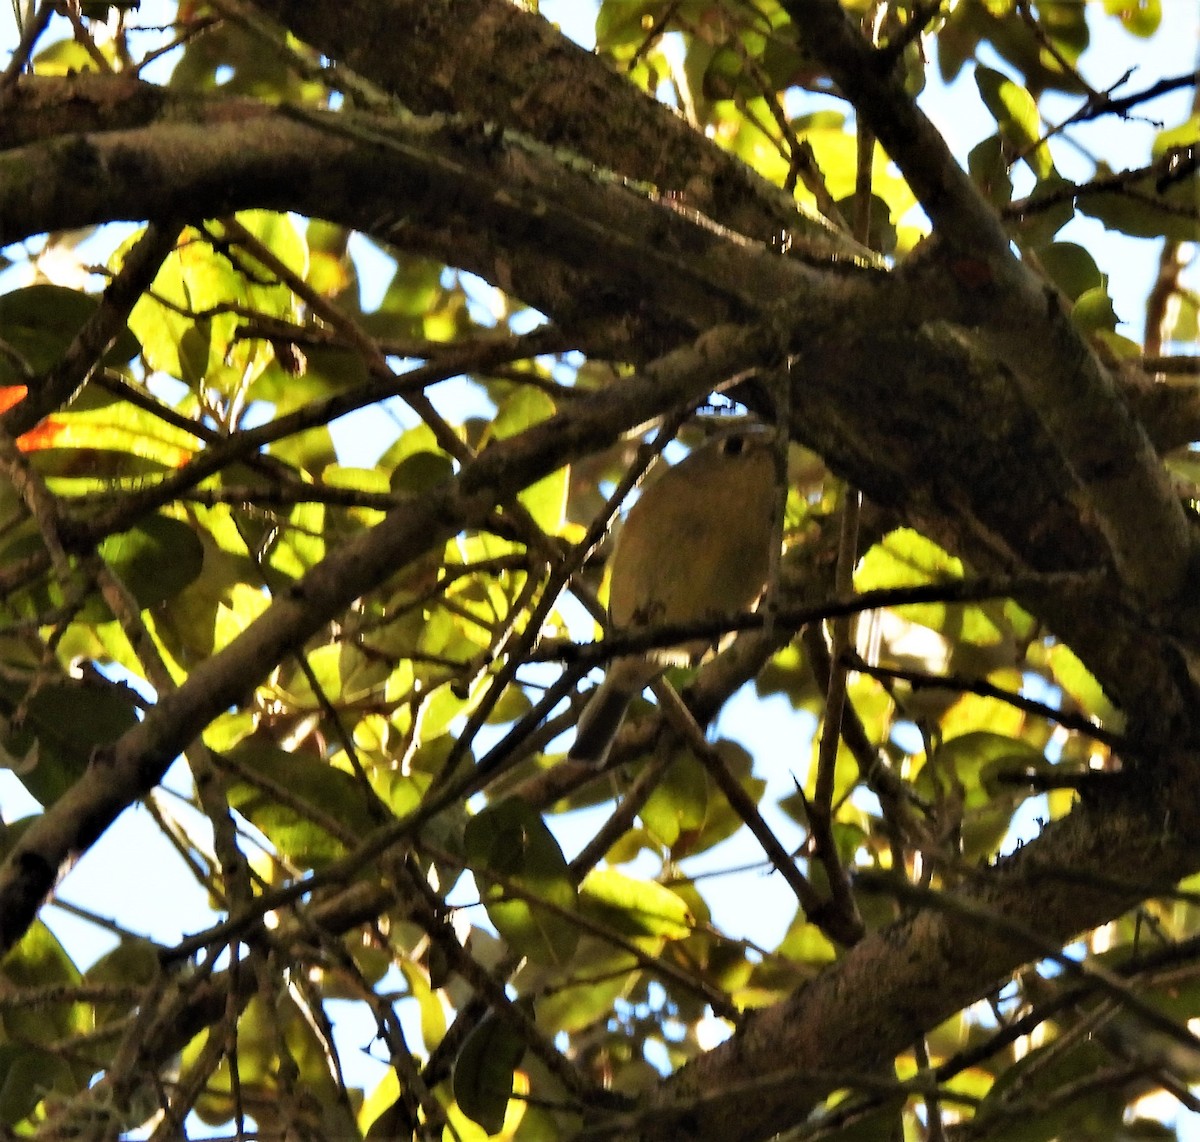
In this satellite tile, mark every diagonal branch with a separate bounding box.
[643,771,1200,1140]
[243,0,864,259]
[0,319,787,954]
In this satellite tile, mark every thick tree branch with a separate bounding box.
[0,85,858,359]
[3,19,1199,1135]
[642,775,1200,1141]
[778,0,1192,611]
[242,0,865,261]
[3,74,1195,746]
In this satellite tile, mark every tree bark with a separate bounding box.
[1,2,1198,1137]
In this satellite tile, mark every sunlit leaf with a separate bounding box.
[127,216,303,398]
[1071,285,1121,334]
[399,959,448,1053]
[0,921,83,1045]
[856,528,964,631]
[976,66,1054,179]
[1047,643,1119,725]
[579,867,692,944]
[360,1069,406,1139]
[464,799,580,966]
[1103,0,1161,37]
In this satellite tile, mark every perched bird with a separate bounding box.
[569,425,779,767]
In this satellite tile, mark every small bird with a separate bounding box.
[569,424,779,767]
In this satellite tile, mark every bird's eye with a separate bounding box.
[722,434,747,457]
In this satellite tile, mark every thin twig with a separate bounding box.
[844,651,1125,750]
[0,0,52,88]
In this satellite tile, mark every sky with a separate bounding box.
[1,0,1198,1134]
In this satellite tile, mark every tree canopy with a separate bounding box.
[0,0,1198,1139]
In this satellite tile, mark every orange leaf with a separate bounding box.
[0,386,28,414]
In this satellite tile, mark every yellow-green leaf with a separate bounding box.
[579,868,692,943]
[975,66,1053,179]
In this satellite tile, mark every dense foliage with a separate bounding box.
[0,0,1197,1139]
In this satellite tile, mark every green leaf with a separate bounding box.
[399,960,447,1053]
[1155,117,1200,158]
[940,1,1088,95]
[486,683,534,725]
[669,740,766,855]
[391,450,455,495]
[454,1013,525,1136]
[519,461,569,536]
[855,528,964,630]
[271,428,339,482]
[1036,242,1103,301]
[1013,174,1076,244]
[83,938,162,1028]
[168,17,325,98]
[1078,173,1200,241]
[0,921,81,1041]
[33,36,108,75]
[640,749,709,852]
[915,731,1046,804]
[1047,644,1119,725]
[2,680,139,806]
[833,194,898,257]
[225,742,381,867]
[488,388,567,534]
[127,215,303,396]
[189,992,350,1129]
[975,66,1054,179]
[579,868,692,944]
[0,1043,76,1125]
[533,950,635,1034]
[1103,0,1161,37]
[0,926,91,1106]
[263,500,327,580]
[0,285,139,386]
[364,1093,417,1142]
[98,514,206,610]
[416,674,479,744]
[234,209,309,284]
[464,799,579,966]
[912,732,1050,861]
[973,1036,1124,1141]
[1071,285,1121,335]
[968,135,1013,208]
[361,253,467,342]
[360,1069,407,1140]
[28,387,199,480]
